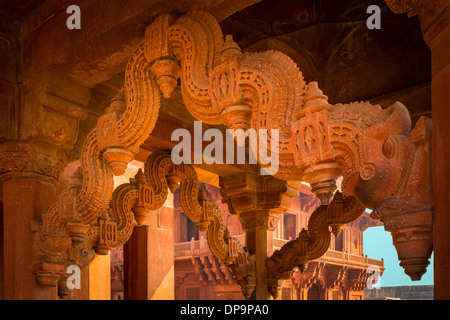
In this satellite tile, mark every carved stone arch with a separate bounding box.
[306,277,325,300]
[140,9,434,284]
[141,151,257,298]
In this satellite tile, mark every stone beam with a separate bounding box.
[20,0,261,87]
[368,83,431,124]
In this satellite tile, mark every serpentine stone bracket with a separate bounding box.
[32,29,164,292]
[265,192,366,299]
[33,7,434,294]
[143,151,256,299]
[146,10,434,281]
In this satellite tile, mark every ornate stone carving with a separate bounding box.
[147,10,434,280]
[142,151,256,299]
[0,141,67,184]
[31,7,434,294]
[32,22,165,289]
[220,172,300,219]
[265,192,365,298]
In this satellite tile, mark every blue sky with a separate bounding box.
[363,226,434,287]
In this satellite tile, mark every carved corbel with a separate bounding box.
[326,266,348,291]
[142,151,256,299]
[266,192,365,298]
[348,269,371,292]
[33,26,164,287]
[370,116,433,280]
[302,262,325,291]
[292,97,434,279]
[220,172,300,218]
[136,9,435,285]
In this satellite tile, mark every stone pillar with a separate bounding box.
[0,202,3,300]
[240,210,279,300]
[0,143,65,300]
[0,60,90,299]
[426,4,450,301]
[3,179,57,299]
[89,254,111,300]
[124,194,174,300]
[220,171,299,300]
[385,0,450,299]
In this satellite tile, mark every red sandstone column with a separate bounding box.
[124,201,174,300]
[385,0,450,299]
[408,0,450,300]
[220,172,299,300]
[429,11,450,301]
[3,179,58,299]
[241,210,278,300]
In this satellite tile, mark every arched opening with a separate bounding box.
[283,213,296,240]
[179,211,200,242]
[307,283,321,300]
[335,231,344,252]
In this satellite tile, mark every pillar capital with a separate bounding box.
[219,172,300,222]
[20,69,90,151]
[219,171,300,299]
[238,210,280,232]
[0,141,67,184]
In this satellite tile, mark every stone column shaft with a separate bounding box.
[3,179,58,299]
[124,203,174,300]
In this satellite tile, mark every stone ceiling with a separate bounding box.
[220,0,431,119]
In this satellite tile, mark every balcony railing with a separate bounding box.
[174,236,384,269]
